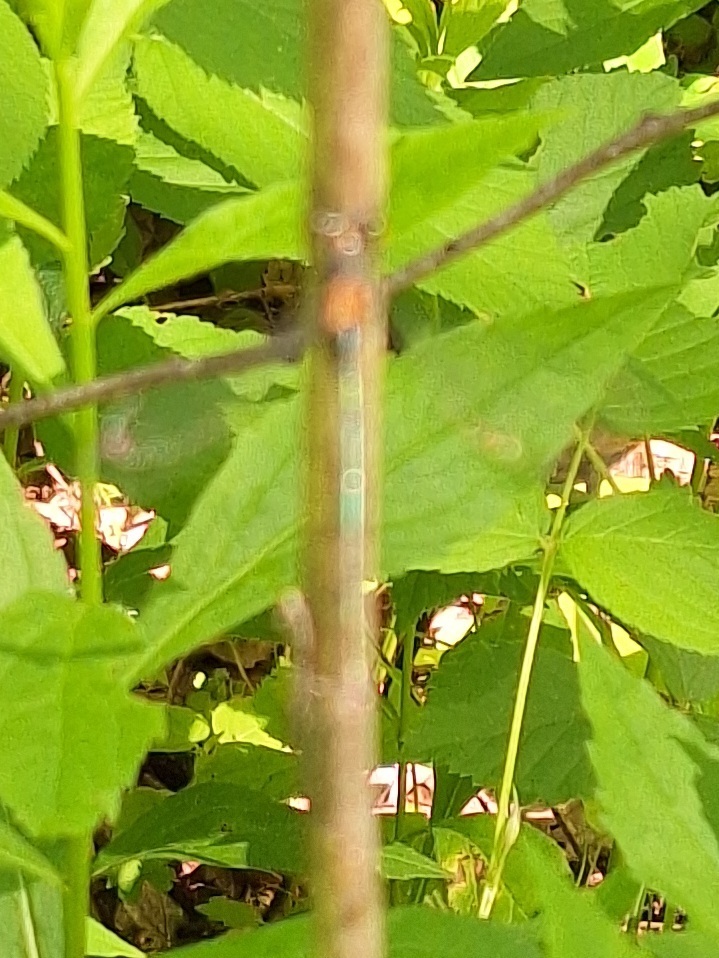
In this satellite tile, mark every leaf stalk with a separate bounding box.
[479,422,591,918]
[59,836,89,958]
[55,58,102,606]
[0,190,71,254]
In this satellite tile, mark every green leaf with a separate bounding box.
[530,73,681,250]
[642,932,719,958]
[0,0,48,189]
[211,700,285,749]
[561,483,719,655]
[593,860,642,926]
[388,113,545,251]
[0,234,64,385]
[152,705,209,752]
[390,27,464,126]
[392,491,547,577]
[1,274,62,398]
[389,150,577,318]
[96,313,233,532]
[389,288,473,352]
[392,571,496,639]
[159,906,541,958]
[0,593,164,837]
[133,399,298,675]
[249,665,295,746]
[152,0,453,128]
[194,744,299,802]
[643,634,719,705]
[75,0,171,101]
[77,43,139,147]
[152,0,304,98]
[421,166,577,316]
[105,112,552,318]
[104,542,171,611]
[600,132,700,239]
[119,305,298,400]
[0,810,59,885]
[578,635,719,934]
[195,900,258,931]
[393,0,438,57]
[450,78,548,119]
[523,830,639,958]
[470,0,705,78]
[601,303,719,434]
[382,288,672,574]
[586,187,713,297]
[136,286,671,671]
[382,842,449,880]
[0,874,62,958]
[95,180,304,318]
[0,452,68,610]
[9,129,134,270]
[407,611,593,803]
[448,818,574,923]
[129,130,249,224]
[133,34,305,188]
[94,782,304,876]
[86,917,143,958]
[439,0,507,55]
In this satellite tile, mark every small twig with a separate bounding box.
[153,283,298,313]
[229,640,255,693]
[0,329,305,434]
[574,424,622,495]
[386,99,719,295]
[644,436,656,481]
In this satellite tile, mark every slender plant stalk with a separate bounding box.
[0,329,304,435]
[394,628,415,840]
[479,424,591,918]
[16,873,41,958]
[583,439,621,495]
[302,2,388,956]
[691,452,708,495]
[59,837,88,958]
[3,371,24,467]
[390,628,415,904]
[0,190,71,253]
[574,425,621,495]
[644,436,656,482]
[55,59,102,607]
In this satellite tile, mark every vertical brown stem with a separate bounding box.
[302,3,389,958]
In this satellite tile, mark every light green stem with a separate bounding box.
[394,628,415,839]
[3,371,24,468]
[0,190,71,254]
[582,436,621,495]
[59,837,88,958]
[479,425,591,919]
[55,59,102,607]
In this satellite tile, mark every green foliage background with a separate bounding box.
[2,0,719,955]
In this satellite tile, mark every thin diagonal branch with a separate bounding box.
[2,98,719,433]
[386,98,719,296]
[0,329,304,433]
